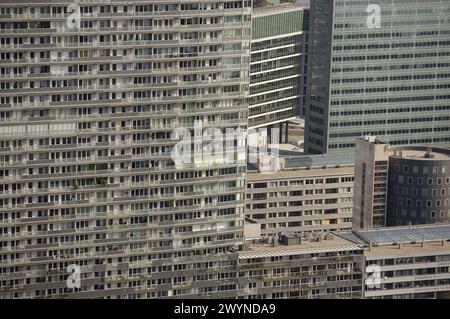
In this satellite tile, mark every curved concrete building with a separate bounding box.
[387,147,450,226]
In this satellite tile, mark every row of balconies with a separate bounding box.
[0,239,241,266]
[0,112,244,126]
[0,102,245,115]
[0,51,246,66]
[247,202,353,212]
[258,225,353,235]
[0,193,242,214]
[0,37,248,50]
[247,192,351,202]
[0,174,241,196]
[1,83,249,98]
[0,113,244,125]
[0,121,246,140]
[0,198,245,214]
[0,8,251,20]
[4,146,242,161]
[247,213,352,221]
[1,237,241,262]
[246,182,354,193]
[53,170,239,185]
[0,227,240,249]
[1,163,245,180]
[0,66,248,80]
[0,187,241,203]
[0,212,234,228]
[0,259,232,281]
[1,80,247,94]
[3,95,248,111]
[1,165,244,182]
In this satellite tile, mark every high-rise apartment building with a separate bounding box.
[305,0,450,154]
[248,3,309,145]
[0,0,251,298]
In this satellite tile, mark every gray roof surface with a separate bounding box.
[335,224,450,247]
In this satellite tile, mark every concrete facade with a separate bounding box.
[386,147,450,226]
[338,224,450,299]
[365,242,450,299]
[246,155,355,236]
[237,234,364,299]
[0,0,251,299]
[353,137,450,229]
[353,137,392,229]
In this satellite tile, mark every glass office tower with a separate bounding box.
[305,0,450,154]
[249,3,309,131]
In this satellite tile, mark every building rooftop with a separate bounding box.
[359,136,389,145]
[364,241,450,259]
[247,153,355,177]
[359,137,450,161]
[335,224,450,258]
[253,1,310,16]
[278,143,303,155]
[390,147,450,161]
[239,235,360,259]
[283,154,355,169]
[246,165,354,181]
[248,151,355,171]
[336,224,450,247]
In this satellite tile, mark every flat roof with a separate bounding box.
[391,149,450,161]
[239,236,360,259]
[247,153,356,175]
[336,224,450,247]
[364,241,450,259]
[358,136,389,145]
[246,165,354,181]
[335,232,367,246]
[283,154,355,169]
[253,1,310,16]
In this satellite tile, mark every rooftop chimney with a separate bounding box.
[425,148,434,159]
